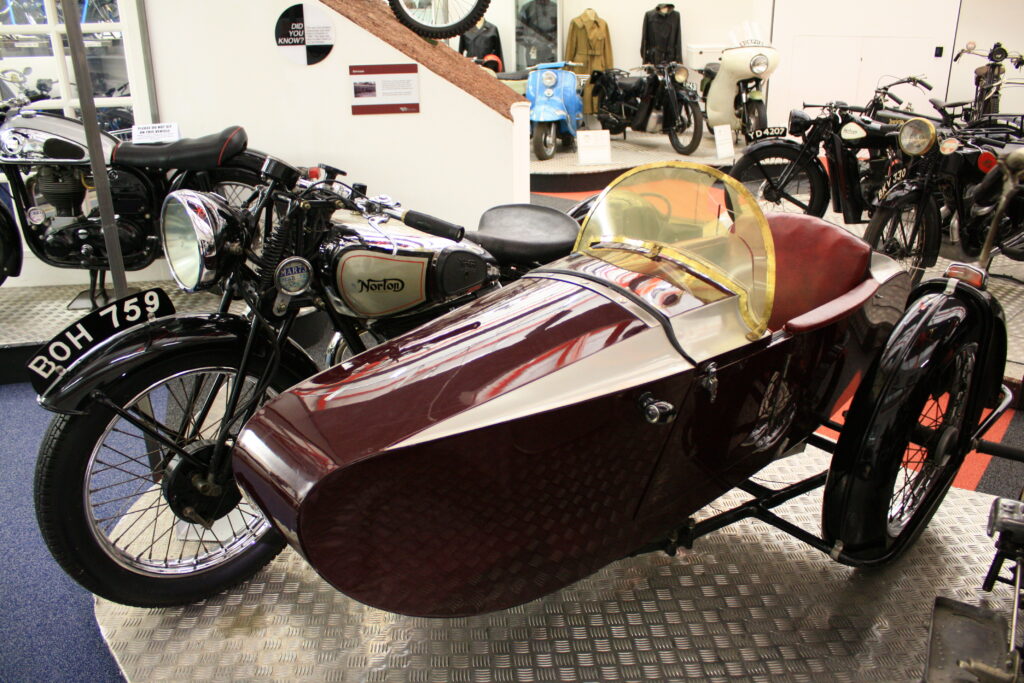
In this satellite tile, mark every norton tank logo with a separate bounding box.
[357,278,405,293]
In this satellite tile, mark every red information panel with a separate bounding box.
[349,64,420,115]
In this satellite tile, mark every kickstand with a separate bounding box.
[67,269,114,311]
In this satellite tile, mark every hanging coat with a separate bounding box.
[458,21,504,71]
[641,5,682,66]
[565,12,613,114]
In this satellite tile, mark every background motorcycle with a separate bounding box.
[29,162,582,606]
[698,40,779,139]
[865,117,1024,285]
[0,97,272,295]
[954,41,1024,120]
[590,61,703,155]
[526,61,584,160]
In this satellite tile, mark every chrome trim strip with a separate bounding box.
[523,272,660,328]
[386,325,693,451]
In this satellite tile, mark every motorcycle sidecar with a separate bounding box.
[232,162,1008,618]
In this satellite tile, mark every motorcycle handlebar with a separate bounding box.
[917,78,934,91]
[886,91,904,105]
[390,208,465,242]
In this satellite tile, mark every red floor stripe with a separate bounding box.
[954,407,1015,491]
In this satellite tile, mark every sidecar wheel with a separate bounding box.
[34,351,287,607]
[532,121,557,160]
[668,98,703,155]
[822,332,979,564]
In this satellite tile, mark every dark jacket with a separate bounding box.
[458,21,503,69]
[517,0,558,66]
[641,6,682,65]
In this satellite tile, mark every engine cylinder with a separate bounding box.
[35,166,85,217]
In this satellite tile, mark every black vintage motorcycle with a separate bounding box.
[866,117,1024,285]
[29,158,582,606]
[0,96,273,296]
[590,62,703,155]
[954,41,1024,120]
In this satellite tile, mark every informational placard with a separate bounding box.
[131,122,180,144]
[349,65,420,116]
[713,124,735,160]
[275,2,335,66]
[576,130,611,166]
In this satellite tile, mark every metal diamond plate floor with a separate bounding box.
[95,449,1015,682]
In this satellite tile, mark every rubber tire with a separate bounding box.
[388,0,490,39]
[532,121,557,160]
[822,328,979,563]
[668,98,704,155]
[34,350,288,607]
[744,100,767,133]
[729,144,830,216]
[863,193,940,287]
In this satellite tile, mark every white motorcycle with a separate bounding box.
[698,40,780,139]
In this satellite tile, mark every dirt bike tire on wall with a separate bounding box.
[388,0,491,39]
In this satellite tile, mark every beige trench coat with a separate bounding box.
[564,12,613,114]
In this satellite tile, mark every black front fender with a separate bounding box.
[739,137,830,181]
[40,313,319,414]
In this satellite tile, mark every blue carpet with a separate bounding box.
[0,383,123,683]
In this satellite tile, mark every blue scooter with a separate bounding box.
[525,61,584,160]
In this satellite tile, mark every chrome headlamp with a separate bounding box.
[898,118,937,156]
[541,70,558,87]
[160,190,241,292]
[750,54,770,75]
[673,66,689,83]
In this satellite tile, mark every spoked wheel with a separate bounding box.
[532,121,557,160]
[863,194,940,286]
[34,351,287,606]
[822,311,981,564]
[388,0,490,39]
[729,144,829,216]
[668,98,703,155]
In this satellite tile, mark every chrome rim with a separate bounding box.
[886,344,975,536]
[84,366,273,576]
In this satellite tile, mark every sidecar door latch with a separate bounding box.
[638,392,677,425]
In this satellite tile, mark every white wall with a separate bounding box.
[768,0,962,127]
[949,0,1024,114]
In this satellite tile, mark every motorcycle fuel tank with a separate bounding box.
[233,255,706,617]
[0,111,118,164]
[323,218,494,318]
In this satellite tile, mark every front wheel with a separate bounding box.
[822,327,979,563]
[863,193,940,286]
[729,144,830,216]
[34,350,287,607]
[388,0,490,39]
[667,98,703,155]
[744,100,767,133]
[532,121,557,160]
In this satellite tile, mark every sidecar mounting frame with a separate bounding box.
[633,430,848,562]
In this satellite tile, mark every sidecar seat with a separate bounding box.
[765,213,873,332]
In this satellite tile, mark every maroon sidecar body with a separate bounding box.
[233,163,918,617]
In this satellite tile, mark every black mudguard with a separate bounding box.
[0,200,22,280]
[822,278,1007,563]
[874,181,942,269]
[39,313,319,415]
[740,137,830,185]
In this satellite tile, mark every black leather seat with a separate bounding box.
[466,204,579,265]
[616,76,645,96]
[111,126,247,170]
[497,70,530,81]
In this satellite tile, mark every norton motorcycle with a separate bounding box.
[590,61,703,155]
[29,158,584,606]
[33,160,1010,619]
[698,39,779,139]
[866,116,1024,285]
[0,96,272,293]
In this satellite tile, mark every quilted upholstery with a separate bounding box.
[766,213,872,331]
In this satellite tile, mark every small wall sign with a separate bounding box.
[276,3,335,66]
[349,65,421,115]
[131,122,180,144]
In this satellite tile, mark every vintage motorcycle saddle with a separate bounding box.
[110,126,247,170]
[466,204,579,264]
